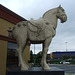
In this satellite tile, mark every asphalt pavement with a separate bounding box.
[49,64,75,73]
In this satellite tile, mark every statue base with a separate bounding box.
[6,67,64,75]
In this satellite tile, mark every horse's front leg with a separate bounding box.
[41,37,52,70]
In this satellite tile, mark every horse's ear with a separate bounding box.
[58,5,61,8]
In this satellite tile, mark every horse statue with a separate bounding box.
[12,5,67,70]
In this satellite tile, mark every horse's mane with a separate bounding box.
[42,8,58,18]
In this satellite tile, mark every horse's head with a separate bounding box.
[56,5,67,23]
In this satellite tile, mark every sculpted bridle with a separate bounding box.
[56,5,67,23]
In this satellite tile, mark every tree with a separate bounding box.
[34,51,42,66]
[71,55,75,59]
[46,54,50,60]
[62,55,70,59]
[29,50,34,63]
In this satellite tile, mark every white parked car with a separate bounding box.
[60,61,70,64]
[63,61,70,64]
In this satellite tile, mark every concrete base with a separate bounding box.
[6,67,64,75]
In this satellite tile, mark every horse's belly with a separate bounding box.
[28,29,45,41]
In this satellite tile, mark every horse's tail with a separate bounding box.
[7,27,16,38]
[7,27,14,38]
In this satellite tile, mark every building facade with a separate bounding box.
[0,4,30,75]
[50,51,75,59]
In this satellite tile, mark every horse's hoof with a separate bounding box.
[21,66,29,71]
[42,64,50,70]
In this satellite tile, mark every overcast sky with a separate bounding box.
[0,0,75,54]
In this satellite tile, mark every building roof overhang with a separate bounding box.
[0,4,27,24]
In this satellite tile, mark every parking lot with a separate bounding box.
[49,64,75,73]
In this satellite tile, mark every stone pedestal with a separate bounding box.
[6,67,64,75]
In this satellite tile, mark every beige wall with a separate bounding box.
[0,40,8,75]
[0,18,14,36]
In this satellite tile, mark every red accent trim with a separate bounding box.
[0,4,27,24]
[0,35,30,46]
[0,35,16,43]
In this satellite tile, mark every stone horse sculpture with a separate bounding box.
[12,5,67,70]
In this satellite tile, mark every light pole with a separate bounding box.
[65,42,67,51]
[34,44,35,64]
[34,44,35,54]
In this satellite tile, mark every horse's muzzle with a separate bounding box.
[61,15,67,23]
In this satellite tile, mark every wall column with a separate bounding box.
[23,45,30,66]
[0,40,8,75]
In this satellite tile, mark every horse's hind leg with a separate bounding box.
[17,37,29,70]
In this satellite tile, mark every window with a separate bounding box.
[7,42,18,71]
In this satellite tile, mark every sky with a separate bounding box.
[0,0,75,54]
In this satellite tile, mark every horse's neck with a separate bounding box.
[43,8,58,30]
[49,15,58,29]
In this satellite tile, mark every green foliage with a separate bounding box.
[71,55,75,59]
[50,59,60,64]
[33,51,51,66]
[62,55,70,59]
[46,54,50,60]
[29,50,34,63]
[34,51,42,66]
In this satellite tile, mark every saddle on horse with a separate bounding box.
[28,18,46,36]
